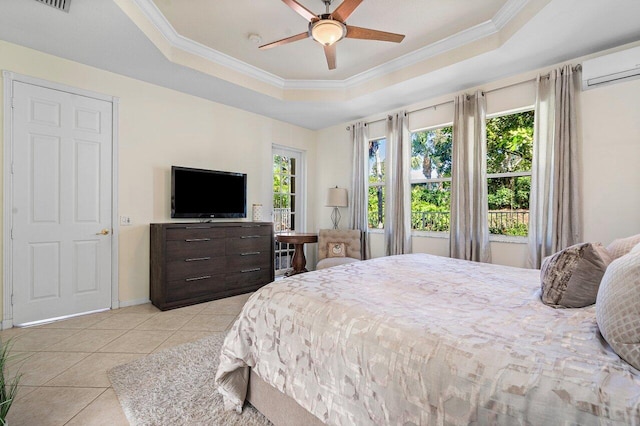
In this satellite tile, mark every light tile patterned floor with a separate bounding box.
[1,293,251,425]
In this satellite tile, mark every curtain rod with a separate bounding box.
[346,64,582,130]
[345,100,452,131]
[483,64,582,95]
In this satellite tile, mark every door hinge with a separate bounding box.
[10,162,14,174]
[10,97,14,109]
[10,228,13,239]
[10,294,13,306]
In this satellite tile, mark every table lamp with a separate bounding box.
[326,186,348,229]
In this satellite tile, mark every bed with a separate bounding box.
[216,253,640,425]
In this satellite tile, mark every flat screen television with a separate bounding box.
[171,166,247,219]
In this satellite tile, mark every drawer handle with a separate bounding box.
[185,238,211,242]
[241,268,261,273]
[185,275,212,282]
[185,226,210,229]
[241,225,261,228]
[240,252,261,256]
[240,235,260,239]
[185,257,211,262]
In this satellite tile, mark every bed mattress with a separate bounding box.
[216,253,640,425]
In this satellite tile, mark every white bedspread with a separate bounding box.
[216,253,640,425]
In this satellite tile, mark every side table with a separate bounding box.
[275,232,318,276]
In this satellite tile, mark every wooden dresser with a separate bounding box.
[150,222,274,310]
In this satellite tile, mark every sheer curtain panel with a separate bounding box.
[385,112,412,256]
[349,122,371,260]
[528,65,582,268]
[449,91,491,263]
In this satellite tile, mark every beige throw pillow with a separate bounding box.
[327,242,346,258]
[606,234,640,260]
[540,242,612,308]
[596,248,640,370]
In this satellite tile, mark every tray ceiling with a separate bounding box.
[1,0,639,129]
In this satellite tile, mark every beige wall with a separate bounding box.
[315,44,640,268]
[0,40,317,312]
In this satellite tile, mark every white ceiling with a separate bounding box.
[151,0,508,80]
[0,0,639,130]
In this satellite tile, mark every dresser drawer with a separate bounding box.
[166,227,227,242]
[226,252,272,272]
[166,256,227,282]
[166,238,225,260]
[226,235,272,254]
[166,275,225,302]
[225,224,272,238]
[226,268,272,289]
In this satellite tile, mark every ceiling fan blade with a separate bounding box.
[282,0,318,22]
[346,25,405,43]
[259,32,309,50]
[323,44,337,70]
[332,0,363,22]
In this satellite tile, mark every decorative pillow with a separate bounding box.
[327,242,346,258]
[606,234,640,260]
[540,242,612,308]
[596,248,640,370]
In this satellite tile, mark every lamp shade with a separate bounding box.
[326,187,348,207]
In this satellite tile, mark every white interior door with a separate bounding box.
[11,81,113,325]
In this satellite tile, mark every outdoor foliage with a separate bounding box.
[273,154,297,232]
[273,155,295,209]
[368,140,386,228]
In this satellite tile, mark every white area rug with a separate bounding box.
[108,333,271,426]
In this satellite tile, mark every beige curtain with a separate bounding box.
[349,122,371,260]
[449,91,491,263]
[528,65,582,268]
[385,112,412,255]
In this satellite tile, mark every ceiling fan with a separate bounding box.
[259,0,405,70]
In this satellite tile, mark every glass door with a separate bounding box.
[272,146,305,276]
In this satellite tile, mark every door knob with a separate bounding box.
[96,229,110,235]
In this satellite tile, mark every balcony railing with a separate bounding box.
[273,208,292,233]
[411,211,450,232]
[273,207,294,275]
[487,210,529,236]
[410,210,529,236]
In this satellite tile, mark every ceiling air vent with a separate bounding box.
[34,0,71,13]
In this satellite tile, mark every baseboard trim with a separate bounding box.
[118,298,152,308]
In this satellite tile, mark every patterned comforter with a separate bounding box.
[216,254,640,425]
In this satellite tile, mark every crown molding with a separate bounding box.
[131,0,286,89]
[493,0,529,29]
[131,0,530,92]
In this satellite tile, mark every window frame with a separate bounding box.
[485,106,534,241]
[409,123,453,237]
[367,137,387,232]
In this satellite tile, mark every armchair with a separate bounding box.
[316,229,362,270]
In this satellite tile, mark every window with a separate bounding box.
[273,147,304,275]
[368,138,386,229]
[486,110,534,236]
[367,108,533,237]
[410,126,453,232]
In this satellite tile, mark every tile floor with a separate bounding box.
[1,292,252,426]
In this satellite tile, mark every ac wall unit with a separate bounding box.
[582,45,640,90]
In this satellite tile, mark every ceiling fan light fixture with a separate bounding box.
[311,19,346,46]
